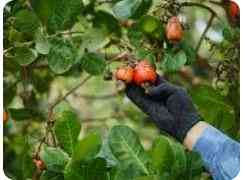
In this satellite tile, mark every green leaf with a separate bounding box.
[48,38,77,74]
[113,0,152,20]
[40,171,64,180]
[135,175,161,180]
[135,49,156,64]
[14,10,40,34]
[31,0,82,32]
[64,158,107,180]
[79,28,110,53]
[4,81,17,107]
[138,16,161,34]
[163,50,187,72]
[81,53,106,75]
[13,47,38,66]
[8,108,42,121]
[179,41,196,64]
[31,0,55,24]
[21,154,36,179]
[169,141,187,177]
[190,86,235,132]
[150,136,174,173]
[72,133,102,162]
[108,126,151,176]
[186,152,204,178]
[54,111,81,155]
[35,30,50,55]
[98,139,118,168]
[93,10,121,37]
[40,146,70,173]
[128,25,144,47]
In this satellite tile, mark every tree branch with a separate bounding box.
[195,13,215,53]
[49,75,92,110]
[74,92,119,100]
[180,2,219,20]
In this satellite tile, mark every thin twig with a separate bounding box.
[180,2,220,20]
[74,92,118,100]
[208,0,224,6]
[195,13,215,53]
[83,114,125,123]
[49,75,92,110]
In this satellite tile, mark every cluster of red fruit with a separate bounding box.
[116,60,157,86]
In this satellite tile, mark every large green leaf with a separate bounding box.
[64,158,107,180]
[162,50,187,72]
[98,139,118,168]
[40,171,64,180]
[48,38,77,74]
[108,126,152,176]
[72,133,102,162]
[32,0,82,32]
[79,28,110,53]
[40,146,70,173]
[186,152,204,178]
[54,111,81,155]
[169,141,187,178]
[13,47,38,66]
[14,10,40,34]
[190,86,235,132]
[93,10,121,37]
[113,0,152,20]
[150,136,174,174]
[80,53,106,75]
[135,175,161,180]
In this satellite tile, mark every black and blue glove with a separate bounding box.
[126,76,201,142]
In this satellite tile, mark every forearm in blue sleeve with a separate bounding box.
[193,125,240,180]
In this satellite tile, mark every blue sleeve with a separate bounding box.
[193,126,240,180]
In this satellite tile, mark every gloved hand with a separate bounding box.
[126,76,201,142]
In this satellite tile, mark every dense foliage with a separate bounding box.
[3,0,239,180]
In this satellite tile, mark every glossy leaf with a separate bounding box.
[40,146,70,173]
[93,11,121,37]
[150,136,174,173]
[80,53,106,75]
[138,15,161,34]
[163,50,187,72]
[40,171,64,180]
[54,111,81,155]
[35,31,50,55]
[13,47,38,66]
[108,126,152,176]
[48,38,77,74]
[14,10,40,34]
[113,0,152,20]
[64,158,107,180]
[190,86,235,132]
[72,133,102,162]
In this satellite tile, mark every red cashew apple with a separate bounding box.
[116,66,134,83]
[133,60,157,86]
[166,16,183,43]
[229,1,239,19]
